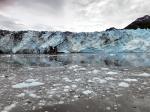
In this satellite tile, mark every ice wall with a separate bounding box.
[0,29,150,54]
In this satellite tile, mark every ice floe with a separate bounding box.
[82,90,93,95]
[12,79,44,89]
[118,82,129,87]
[137,73,150,77]
[106,71,118,75]
[2,103,17,112]
[92,70,99,74]
[124,78,138,82]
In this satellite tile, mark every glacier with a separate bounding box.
[0,29,150,54]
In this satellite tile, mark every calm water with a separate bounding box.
[1,53,150,68]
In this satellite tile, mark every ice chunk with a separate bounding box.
[119,82,129,87]
[16,93,25,97]
[101,68,109,70]
[106,71,118,75]
[124,78,138,82]
[137,73,150,77]
[93,77,107,83]
[26,79,37,83]
[92,70,99,74]
[2,103,17,112]
[63,77,72,82]
[12,80,44,89]
[82,90,93,95]
[105,77,116,80]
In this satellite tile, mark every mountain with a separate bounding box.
[0,28,150,54]
[125,15,150,29]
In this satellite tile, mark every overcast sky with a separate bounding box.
[0,0,149,32]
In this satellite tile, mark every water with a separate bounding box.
[0,53,150,112]
[1,53,150,68]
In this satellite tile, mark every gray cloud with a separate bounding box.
[0,0,66,14]
[0,0,150,31]
[0,14,26,30]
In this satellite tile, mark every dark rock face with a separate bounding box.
[125,15,150,29]
[106,27,117,31]
[0,50,3,54]
[44,46,58,54]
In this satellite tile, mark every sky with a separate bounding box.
[0,0,150,32]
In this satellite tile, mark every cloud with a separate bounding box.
[0,14,27,30]
[0,0,150,31]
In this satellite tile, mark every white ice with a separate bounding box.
[2,103,17,112]
[12,79,44,89]
[137,73,150,77]
[106,71,118,75]
[124,78,138,82]
[118,82,129,87]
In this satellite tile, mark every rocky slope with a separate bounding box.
[125,15,150,29]
[0,28,150,54]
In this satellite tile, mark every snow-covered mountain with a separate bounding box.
[0,28,150,54]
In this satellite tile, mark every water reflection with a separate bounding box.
[0,53,150,68]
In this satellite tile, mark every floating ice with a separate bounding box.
[63,77,72,82]
[137,73,150,77]
[124,78,138,82]
[2,103,17,112]
[119,82,129,87]
[68,65,79,69]
[26,79,37,83]
[28,93,41,99]
[12,79,44,89]
[92,70,99,74]
[75,78,81,82]
[16,93,25,97]
[101,68,109,70]
[105,77,116,80]
[106,71,118,75]
[82,90,93,95]
[93,77,107,83]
